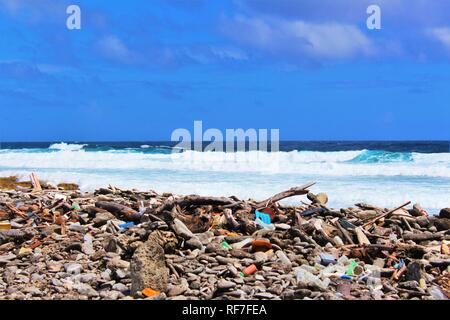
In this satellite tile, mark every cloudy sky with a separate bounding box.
[0,0,449,141]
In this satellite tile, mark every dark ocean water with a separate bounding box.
[0,141,448,153]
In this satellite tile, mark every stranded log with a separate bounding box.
[95,201,141,222]
[254,182,316,208]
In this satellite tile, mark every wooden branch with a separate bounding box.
[3,203,28,219]
[403,232,444,242]
[253,182,316,208]
[362,201,411,229]
[95,201,141,222]
[333,220,354,245]
[354,226,371,245]
[175,195,238,207]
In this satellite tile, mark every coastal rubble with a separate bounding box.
[0,174,449,300]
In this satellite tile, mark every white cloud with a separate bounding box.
[222,15,374,60]
[428,27,450,49]
[210,47,248,61]
[96,35,137,64]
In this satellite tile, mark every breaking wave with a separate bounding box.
[0,148,448,177]
[48,142,87,151]
[0,145,448,212]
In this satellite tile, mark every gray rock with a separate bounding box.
[107,257,130,270]
[217,279,236,290]
[68,223,86,233]
[254,252,268,263]
[168,279,189,297]
[130,233,168,295]
[439,208,450,219]
[112,283,129,292]
[64,263,83,275]
[172,218,194,239]
[93,211,116,226]
[100,290,122,300]
[254,292,274,299]
[186,237,204,250]
[74,283,99,297]
[274,223,291,230]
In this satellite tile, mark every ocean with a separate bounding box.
[0,141,449,214]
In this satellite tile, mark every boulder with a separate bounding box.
[130,233,168,295]
[439,208,450,219]
[93,211,116,226]
[431,217,450,231]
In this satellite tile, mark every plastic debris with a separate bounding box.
[242,264,257,276]
[255,210,271,224]
[221,241,232,250]
[142,288,160,298]
[119,222,135,229]
[0,221,11,230]
[251,239,272,251]
[320,253,337,266]
[301,207,326,217]
[254,218,275,231]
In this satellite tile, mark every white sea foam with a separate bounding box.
[48,142,87,151]
[0,149,448,177]
[0,148,448,212]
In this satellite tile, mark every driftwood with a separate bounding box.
[253,182,316,209]
[403,232,445,242]
[290,227,319,247]
[333,220,354,244]
[396,287,430,297]
[354,227,371,245]
[0,228,38,245]
[175,195,238,207]
[156,195,244,215]
[95,201,141,222]
[341,242,428,254]
[3,203,28,219]
[363,201,411,229]
[223,208,239,229]
[30,173,42,192]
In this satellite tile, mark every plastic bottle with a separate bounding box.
[255,218,275,231]
[429,286,446,300]
[276,250,292,266]
[294,267,330,290]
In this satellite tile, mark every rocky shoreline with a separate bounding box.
[0,176,449,300]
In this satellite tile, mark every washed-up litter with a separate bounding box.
[142,288,160,298]
[255,210,271,224]
[0,221,11,230]
[0,174,448,300]
[119,222,135,230]
[242,264,257,277]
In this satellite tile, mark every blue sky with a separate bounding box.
[0,0,449,141]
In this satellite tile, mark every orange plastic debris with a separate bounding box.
[0,221,11,230]
[226,232,239,237]
[243,264,257,276]
[142,288,160,298]
[251,239,272,251]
